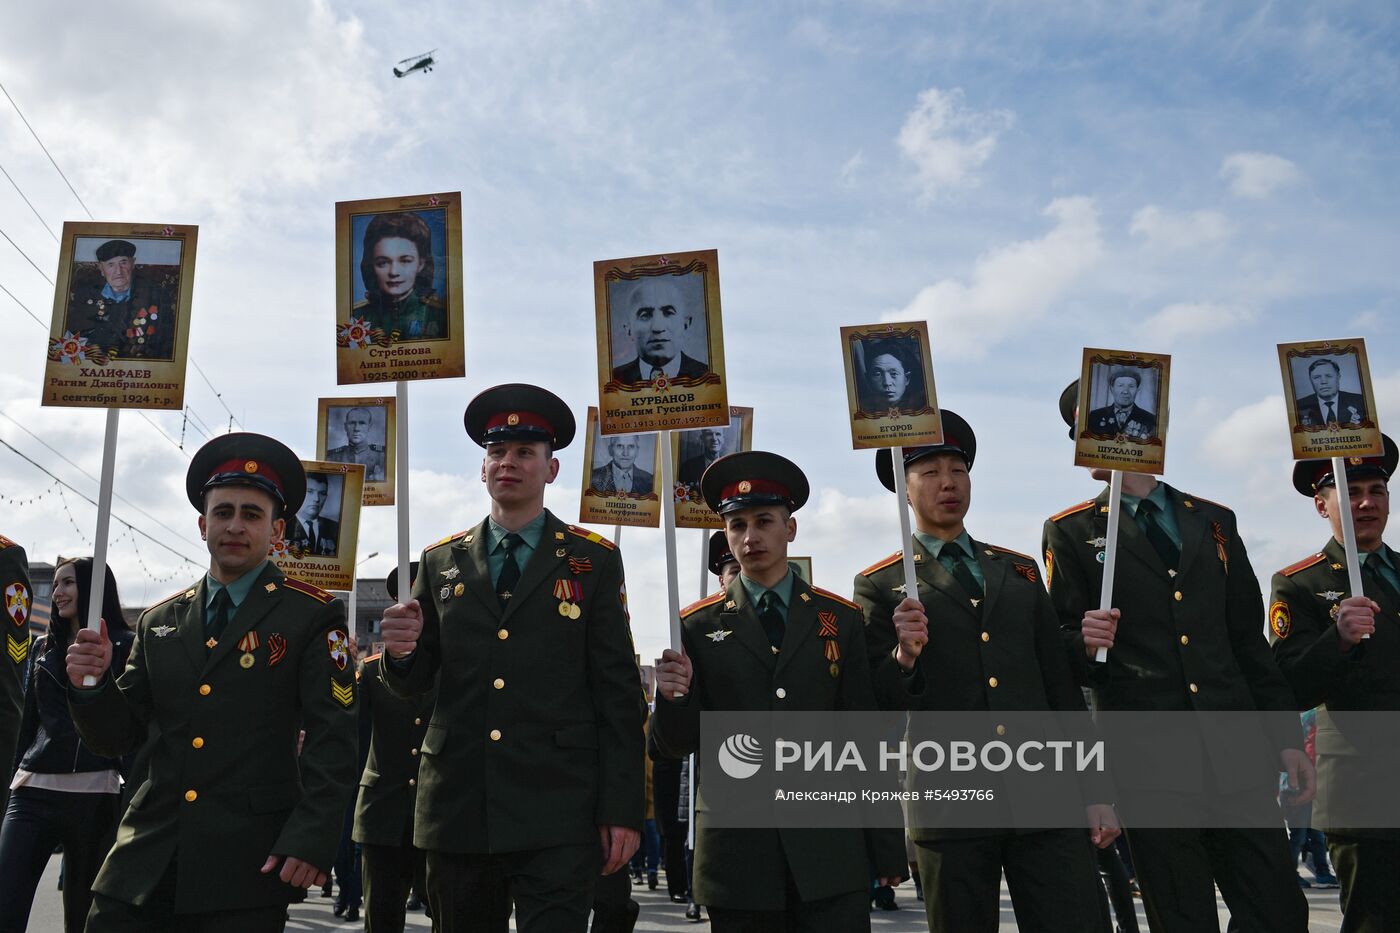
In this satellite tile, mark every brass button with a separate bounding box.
[184,790,198,802]
[493,678,505,690]
[988,677,999,688]
[1189,683,1199,694]
[191,737,204,749]
[995,724,1006,736]
[775,688,786,699]
[1174,591,1183,602]
[198,684,211,696]
[1180,635,1190,646]
[409,778,417,787]
[414,717,422,726]
[981,632,990,642]
[489,729,502,741]
[497,629,509,640]
[410,748,419,756]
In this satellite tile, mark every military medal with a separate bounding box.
[554,579,584,619]
[819,612,841,677]
[240,653,256,669]
[440,584,451,600]
[237,632,260,669]
[829,663,840,678]
[454,583,464,597]
[205,637,217,649]
[151,624,176,638]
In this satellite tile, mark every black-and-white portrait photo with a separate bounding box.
[324,403,388,482]
[608,272,711,385]
[678,423,735,487]
[853,335,928,414]
[1289,353,1369,429]
[286,472,343,557]
[1086,364,1159,440]
[589,431,657,496]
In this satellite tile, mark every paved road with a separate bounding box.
[28,857,1344,931]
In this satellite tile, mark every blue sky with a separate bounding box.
[2,1,1398,664]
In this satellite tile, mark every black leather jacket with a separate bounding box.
[12,631,134,778]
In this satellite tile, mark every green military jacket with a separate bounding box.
[855,537,1110,839]
[1269,537,1400,838]
[354,292,448,341]
[1041,484,1299,791]
[69,562,359,913]
[382,510,644,854]
[650,575,907,912]
[353,654,437,847]
[0,536,31,801]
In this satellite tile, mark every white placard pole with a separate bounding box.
[686,753,696,850]
[395,381,411,604]
[613,524,623,547]
[659,430,682,652]
[83,407,121,686]
[1095,470,1125,663]
[888,446,921,608]
[1331,456,1369,638]
[698,529,710,599]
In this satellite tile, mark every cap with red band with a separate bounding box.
[185,432,306,516]
[463,383,576,450]
[875,409,977,492]
[700,451,810,515]
[1292,434,1398,496]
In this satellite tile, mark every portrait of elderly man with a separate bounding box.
[1086,366,1157,439]
[678,425,732,487]
[610,275,710,385]
[1295,357,1369,429]
[326,406,387,482]
[65,238,175,360]
[590,434,655,495]
[857,337,926,414]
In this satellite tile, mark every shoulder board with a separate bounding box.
[859,551,903,577]
[1049,500,1096,523]
[987,544,1035,563]
[681,592,725,619]
[362,652,382,663]
[149,586,196,610]
[370,444,385,452]
[282,578,334,603]
[427,529,470,551]
[810,586,861,612]
[1278,553,1326,577]
[568,525,617,550]
[1181,493,1232,513]
[0,534,15,550]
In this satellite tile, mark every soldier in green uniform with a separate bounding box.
[1042,381,1311,933]
[853,412,1118,933]
[1270,438,1400,932]
[0,533,32,811]
[64,239,175,360]
[377,383,644,933]
[651,450,907,931]
[64,433,360,932]
[355,212,448,341]
[708,528,740,589]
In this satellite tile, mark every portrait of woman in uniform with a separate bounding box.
[353,211,448,342]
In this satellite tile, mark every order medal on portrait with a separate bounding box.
[577,406,662,529]
[839,321,944,450]
[1072,347,1172,475]
[43,221,198,411]
[1276,338,1382,460]
[593,249,729,436]
[267,459,366,591]
[335,192,465,385]
[316,395,397,506]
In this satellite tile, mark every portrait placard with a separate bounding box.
[579,407,661,528]
[42,222,197,410]
[788,557,812,583]
[335,192,465,384]
[672,406,755,529]
[1276,339,1381,459]
[316,396,396,506]
[594,249,729,435]
[1073,348,1171,474]
[839,321,942,450]
[269,460,365,591]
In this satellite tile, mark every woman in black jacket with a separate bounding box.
[0,557,134,933]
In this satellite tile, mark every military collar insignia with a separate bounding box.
[970,598,982,608]
[799,592,811,603]
[1331,563,1345,571]
[441,566,460,580]
[1167,569,1177,578]
[1087,537,1107,548]
[707,629,733,642]
[1183,500,1196,509]
[1317,590,1344,601]
[723,600,738,611]
[555,531,566,541]
[264,583,277,593]
[151,624,177,637]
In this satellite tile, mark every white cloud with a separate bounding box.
[1201,396,1291,468]
[1137,301,1254,344]
[888,197,1103,356]
[1129,205,1233,252]
[1220,152,1303,199]
[896,87,1013,202]
[839,150,865,187]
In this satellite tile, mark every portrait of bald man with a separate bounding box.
[609,275,710,385]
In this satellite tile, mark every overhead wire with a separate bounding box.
[0,222,54,283]
[0,80,95,220]
[0,157,60,242]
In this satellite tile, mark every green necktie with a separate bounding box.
[1364,552,1400,605]
[206,587,232,646]
[496,533,523,606]
[938,541,983,601]
[757,591,785,652]
[1136,498,1180,570]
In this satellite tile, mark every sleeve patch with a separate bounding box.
[331,677,355,707]
[1269,601,1292,640]
[282,578,334,603]
[327,629,350,670]
[4,582,31,626]
[6,631,28,664]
